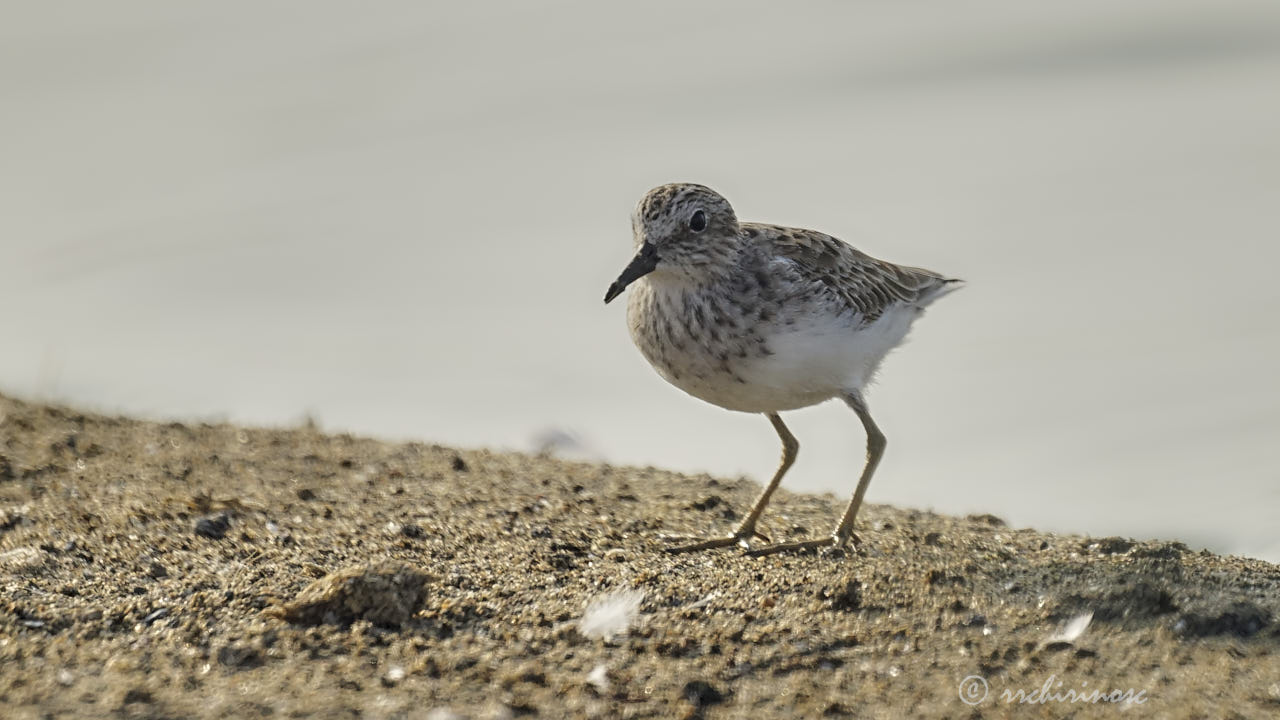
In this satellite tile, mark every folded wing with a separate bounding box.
[750,223,960,325]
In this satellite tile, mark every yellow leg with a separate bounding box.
[747,391,884,557]
[666,413,798,553]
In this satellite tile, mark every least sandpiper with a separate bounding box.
[604,183,960,556]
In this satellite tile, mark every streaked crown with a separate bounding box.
[631,184,740,271]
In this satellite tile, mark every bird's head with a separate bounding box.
[604,183,740,303]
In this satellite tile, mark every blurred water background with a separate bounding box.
[3,1,1278,561]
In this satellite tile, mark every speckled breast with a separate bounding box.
[624,277,839,413]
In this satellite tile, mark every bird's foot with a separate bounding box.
[744,532,861,558]
[665,526,771,554]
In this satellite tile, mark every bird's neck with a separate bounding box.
[657,240,745,287]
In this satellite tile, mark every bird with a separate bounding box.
[603,182,961,555]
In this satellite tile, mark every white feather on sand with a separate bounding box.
[579,589,644,641]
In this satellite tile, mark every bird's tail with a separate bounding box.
[922,277,964,306]
[901,266,963,309]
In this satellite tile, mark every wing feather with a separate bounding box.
[744,223,959,324]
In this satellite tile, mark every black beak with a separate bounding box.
[603,242,658,304]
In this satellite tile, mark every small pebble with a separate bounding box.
[382,665,406,686]
[194,513,230,540]
[142,608,170,625]
[682,680,726,707]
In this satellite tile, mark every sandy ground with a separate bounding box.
[1,392,1277,719]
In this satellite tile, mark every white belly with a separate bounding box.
[627,279,918,413]
[728,308,915,411]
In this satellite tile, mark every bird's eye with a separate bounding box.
[689,209,707,233]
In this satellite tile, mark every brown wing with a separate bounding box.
[745,223,958,324]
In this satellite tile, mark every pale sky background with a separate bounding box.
[3,1,1278,561]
